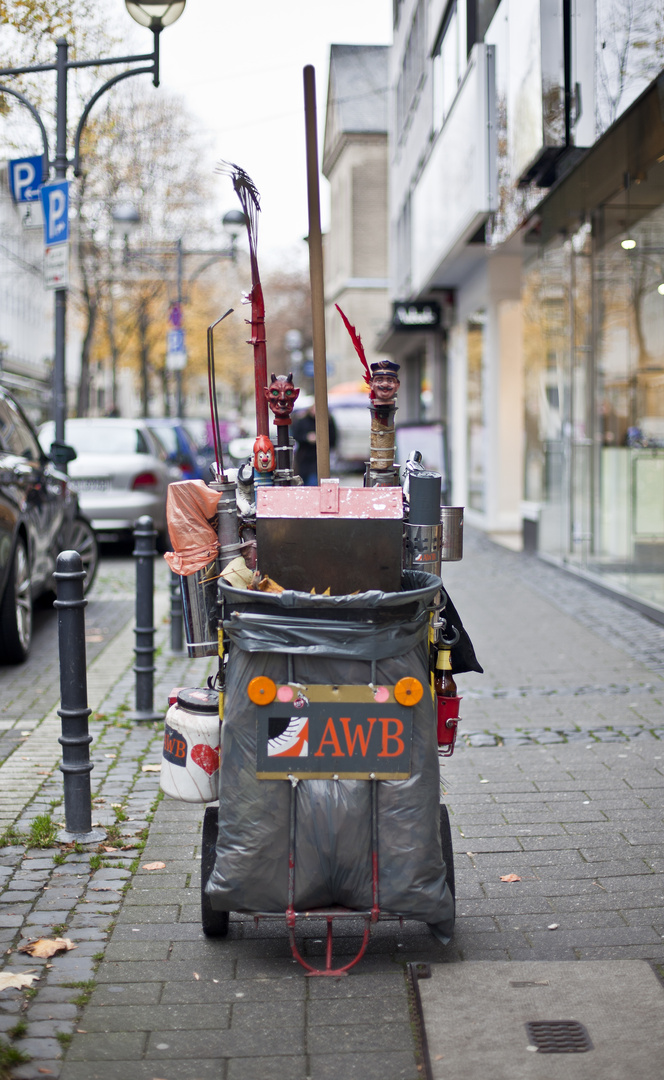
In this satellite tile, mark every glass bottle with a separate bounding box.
[434,647,457,697]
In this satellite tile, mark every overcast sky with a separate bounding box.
[151,0,393,265]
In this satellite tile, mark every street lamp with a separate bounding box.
[0,0,186,451]
[111,205,244,417]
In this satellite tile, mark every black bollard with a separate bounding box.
[126,515,163,723]
[54,551,106,844]
[170,569,183,653]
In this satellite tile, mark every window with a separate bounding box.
[0,397,40,460]
[432,1,467,130]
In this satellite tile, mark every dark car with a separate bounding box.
[0,388,98,664]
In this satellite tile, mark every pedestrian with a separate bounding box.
[292,403,337,485]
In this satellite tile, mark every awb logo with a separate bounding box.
[163,722,187,767]
[257,705,412,780]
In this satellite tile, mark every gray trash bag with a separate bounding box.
[206,571,455,940]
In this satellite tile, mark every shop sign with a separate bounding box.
[392,301,440,330]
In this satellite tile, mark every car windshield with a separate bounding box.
[40,423,149,455]
[148,425,178,456]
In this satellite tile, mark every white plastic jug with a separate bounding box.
[160,686,220,803]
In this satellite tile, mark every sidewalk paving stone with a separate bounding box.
[1,534,663,1078]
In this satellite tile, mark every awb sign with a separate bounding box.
[256,688,413,780]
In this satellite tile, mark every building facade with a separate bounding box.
[384,0,664,619]
[322,44,392,389]
[0,163,53,422]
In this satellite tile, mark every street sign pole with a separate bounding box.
[53,38,68,446]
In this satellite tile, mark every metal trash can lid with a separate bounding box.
[176,687,219,714]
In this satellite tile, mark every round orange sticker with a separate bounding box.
[247,676,277,705]
[394,677,423,706]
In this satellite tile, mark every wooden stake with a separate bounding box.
[303,64,330,481]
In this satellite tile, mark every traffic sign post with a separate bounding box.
[166,328,187,372]
[41,181,70,245]
[44,243,69,290]
[8,155,44,203]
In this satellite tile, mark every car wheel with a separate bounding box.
[68,516,99,594]
[0,538,32,664]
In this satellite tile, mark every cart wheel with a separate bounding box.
[440,803,455,900]
[201,805,229,938]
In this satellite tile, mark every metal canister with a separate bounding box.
[160,687,220,803]
[180,558,220,657]
[440,507,464,561]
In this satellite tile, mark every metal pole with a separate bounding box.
[54,551,105,844]
[303,64,330,481]
[176,238,184,417]
[170,569,183,653]
[127,515,163,722]
[54,37,68,444]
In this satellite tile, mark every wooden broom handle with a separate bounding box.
[303,64,330,480]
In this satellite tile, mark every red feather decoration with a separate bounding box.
[335,304,373,397]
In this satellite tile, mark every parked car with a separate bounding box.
[184,417,247,478]
[146,418,206,480]
[38,417,177,548]
[0,387,98,664]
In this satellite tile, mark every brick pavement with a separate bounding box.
[0,533,662,1079]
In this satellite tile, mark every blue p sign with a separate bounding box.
[9,156,44,203]
[41,182,70,245]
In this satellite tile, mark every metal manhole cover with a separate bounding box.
[525,1020,593,1053]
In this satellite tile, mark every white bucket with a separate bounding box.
[160,687,221,803]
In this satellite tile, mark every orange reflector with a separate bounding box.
[247,676,277,705]
[394,677,423,706]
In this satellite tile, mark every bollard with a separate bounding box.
[126,516,163,723]
[54,551,106,844]
[170,568,183,653]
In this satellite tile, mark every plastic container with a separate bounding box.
[180,558,219,657]
[160,687,220,802]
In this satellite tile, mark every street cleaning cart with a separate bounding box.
[160,125,480,973]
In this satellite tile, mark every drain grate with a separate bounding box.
[525,1020,593,1053]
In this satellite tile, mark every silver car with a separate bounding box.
[38,417,177,546]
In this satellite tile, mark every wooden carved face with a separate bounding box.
[265,373,300,419]
[371,372,400,403]
[253,434,276,472]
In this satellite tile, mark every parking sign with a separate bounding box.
[9,156,44,203]
[41,181,70,245]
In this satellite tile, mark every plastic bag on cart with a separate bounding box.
[207,571,456,940]
[163,480,220,576]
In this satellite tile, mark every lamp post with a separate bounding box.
[0,0,187,451]
[112,207,244,417]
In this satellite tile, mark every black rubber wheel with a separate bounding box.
[440,803,455,900]
[68,516,99,594]
[0,537,32,664]
[201,805,229,937]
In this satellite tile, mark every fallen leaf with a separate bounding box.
[105,754,116,758]
[141,862,166,871]
[76,1029,87,1033]
[101,846,118,853]
[38,1070,54,1075]
[0,970,38,990]
[500,874,521,883]
[142,764,161,772]
[19,938,77,958]
[193,972,200,980]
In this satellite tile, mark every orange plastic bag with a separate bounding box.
[163,480,221,576]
